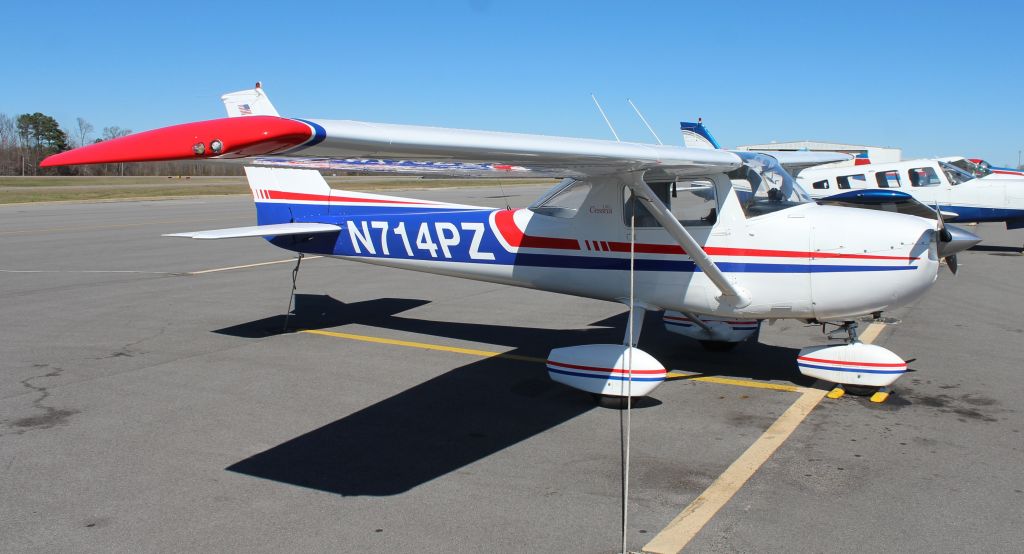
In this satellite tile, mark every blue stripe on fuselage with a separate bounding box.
[259,202,920,274]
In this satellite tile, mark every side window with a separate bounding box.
[836,174,866,190]
[876,170,902,188]
[623,180,717,227]
[812,179,829,190]
[673,180,718,226]
[909,167,941,187]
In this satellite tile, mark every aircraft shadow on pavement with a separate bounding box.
[213,294,432,338]
[968,244,1024,254]
[226,295,804,497]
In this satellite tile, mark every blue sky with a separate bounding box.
[6,0,1024,165]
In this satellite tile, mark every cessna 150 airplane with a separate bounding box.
[41,86,978,401]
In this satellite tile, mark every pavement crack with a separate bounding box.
[93,326,167,360]
[2,364,79,435]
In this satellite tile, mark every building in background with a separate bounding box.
[735,141,901,168]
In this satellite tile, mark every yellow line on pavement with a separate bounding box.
[670,373,803,393]
[857,321,886,344]
[642,387,827,553]
[302,329,806,393]
[642,322,888,553]
[188,256,323,275]
[301,329,545,362]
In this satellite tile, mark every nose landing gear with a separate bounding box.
[798,320,906,404]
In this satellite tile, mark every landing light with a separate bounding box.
[210,139,223,154]
[192,142,205,155]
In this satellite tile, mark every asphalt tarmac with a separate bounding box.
[1,188,1021,553]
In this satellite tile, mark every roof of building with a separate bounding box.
[736,141,899,151]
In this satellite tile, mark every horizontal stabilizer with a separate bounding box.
[163,222,342,240]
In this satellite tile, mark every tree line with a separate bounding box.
[0,112,242,177]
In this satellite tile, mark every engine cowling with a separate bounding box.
[546,344,666,397]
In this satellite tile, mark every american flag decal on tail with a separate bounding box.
[238,104,252,116]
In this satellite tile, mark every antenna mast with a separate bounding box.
[591,93,621,142]
[627,99,663,145]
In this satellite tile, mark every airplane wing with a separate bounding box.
[41,115,743,180]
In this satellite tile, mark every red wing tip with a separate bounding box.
[37,116,314,167]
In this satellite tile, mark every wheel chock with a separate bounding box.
[869,388,891,403]
[826,385,846,399]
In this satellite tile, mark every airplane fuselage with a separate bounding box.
[799,158,1024,228]
[263,174,939,321]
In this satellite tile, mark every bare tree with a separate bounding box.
[102,126,131,140]
[0,113,14,148]
[75,117,94,149]
[0,113,16,175]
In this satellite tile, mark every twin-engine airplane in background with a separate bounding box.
[799,158,1024,231]
[42,85,979,401]
[681,119,1024,232]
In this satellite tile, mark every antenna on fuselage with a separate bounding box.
[627,98,663,145]
[590,93,621,142]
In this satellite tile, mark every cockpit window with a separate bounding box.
[909,167,941,187]
[734,152,812,217]
[529,178,592,217]
[948,158,992,178]
[939,161,975,185]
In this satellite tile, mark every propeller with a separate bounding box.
[933,202,982,274]
[933,201,957,274]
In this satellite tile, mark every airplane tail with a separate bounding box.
[680,119,721,149]
[221,82,281,117]
[222,84,333,225]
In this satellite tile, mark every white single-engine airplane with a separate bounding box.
[42,85,978,401]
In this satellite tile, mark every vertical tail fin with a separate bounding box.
[221,82,280,117]
[222,84,333,225]
[680,119,721,149]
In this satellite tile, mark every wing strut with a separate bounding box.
[625,172,752,308]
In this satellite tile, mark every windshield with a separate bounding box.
[939,161,976,185]
[734,152,812,217]
[529,178,592,217]
[948,158,992,178]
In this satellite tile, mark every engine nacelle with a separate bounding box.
[797,343,907,387]
[546,344,666,397]
[663,311,760,343]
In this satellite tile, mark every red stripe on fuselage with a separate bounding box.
[546,360,666,375]
[797,356,906,368]
[264,190,434,205]
[492,209,915,261]
[493,209,580,250]
[598,241,916,261]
